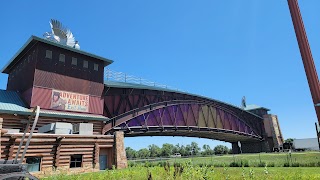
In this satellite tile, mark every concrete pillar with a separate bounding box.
[232,143,240,154]
[114,131,127,169]
[232,141,270,154]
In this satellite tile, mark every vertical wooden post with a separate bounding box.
[287,0,320,124]
[94,143,100,170]
[8,136,16,160]
[54,137,62,168]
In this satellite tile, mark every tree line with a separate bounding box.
[126,142,231,159]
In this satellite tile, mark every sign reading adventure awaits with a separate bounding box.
[50,90,89,112]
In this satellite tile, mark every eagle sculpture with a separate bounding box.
[43,19,80,49]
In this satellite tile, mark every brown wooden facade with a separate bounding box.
[4,37,110,115]
[0,36,127,177]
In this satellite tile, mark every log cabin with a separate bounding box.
[0,36,127,177]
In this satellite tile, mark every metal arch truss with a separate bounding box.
[103,100,263,142]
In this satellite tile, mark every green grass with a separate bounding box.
[46,166,320,180]
[130,151,320,167]
[46,152,320,180]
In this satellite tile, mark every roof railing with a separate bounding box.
[105,69,244,109]
[105,68,182,91]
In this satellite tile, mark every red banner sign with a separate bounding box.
[51,90,89,112]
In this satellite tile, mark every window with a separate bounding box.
[72,57,77,65]
[26,157,41,172]
[94,63,99,71]
[59,54,65,62]
[83,60,88,68]
[45,50,52,59]
[70,155,82,168]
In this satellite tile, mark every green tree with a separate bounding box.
[285,138,294,143]
[172,144,180,154]
[137,148,150,158]
[179,145,188,156]
[214,145,229,155]
[161,143,174,157]
[202,144,214,155]
[148,144,161,157]
[125,147,137,159]
[185,144,192,155]
[190,142,201,155]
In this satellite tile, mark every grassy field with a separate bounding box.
[130,151,320,167]
[47,166,320,180]
[46,152,320,180]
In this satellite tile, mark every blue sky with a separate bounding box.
[1,1,320,150]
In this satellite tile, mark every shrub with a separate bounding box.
[128,162,136,167]
[292,162,300,167]
[241,160,249,167]
[267,162,275,167]
[158,161,166,167]
[230,161,241,167]
[283,162,290,167]
[257,162,266,167]
[214,163,225,167]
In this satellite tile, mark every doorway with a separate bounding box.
[99,155,107,170]
[99,147,112,170]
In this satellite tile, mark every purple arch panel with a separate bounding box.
[146,112,159,126]
[176,106,186,126]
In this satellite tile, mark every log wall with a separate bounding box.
[0,114,104,135]
[1,133,114,177]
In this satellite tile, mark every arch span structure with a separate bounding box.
[102,81,269,153]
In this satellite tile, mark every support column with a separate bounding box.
[232,142,240,154]
[315,123,320,150]
[232,141,270,154]
[114,131,127,169]
[0,118,2,159]
[288,0,320,124]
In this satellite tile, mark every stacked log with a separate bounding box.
[1,115,104,135]
[1,133,114,171]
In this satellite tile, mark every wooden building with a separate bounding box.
[0,36,127,177]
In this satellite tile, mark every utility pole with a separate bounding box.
[287,0,320,146]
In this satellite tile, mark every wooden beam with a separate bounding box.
[60,148,93,152]
[99,145,113,148]
[54,137,62,167]
[60,145,94,148]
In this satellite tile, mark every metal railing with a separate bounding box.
[105,68,183,92]
[104,69,244,110]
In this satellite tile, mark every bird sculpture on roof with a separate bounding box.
[43,19,80,49]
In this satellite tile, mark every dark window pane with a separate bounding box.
[72,57,77,65]
[26,157,41,172]
[70,155,82,168]
[59,54,65,62]
[45,50,52,59]
[94,63,99,71]
[83,60,88,68]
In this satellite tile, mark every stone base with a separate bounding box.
[114,131,128,169]
[31,163,100,179]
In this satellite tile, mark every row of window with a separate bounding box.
[46,50,99,71]
[9,50,36,79]
[27,155,83,172]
